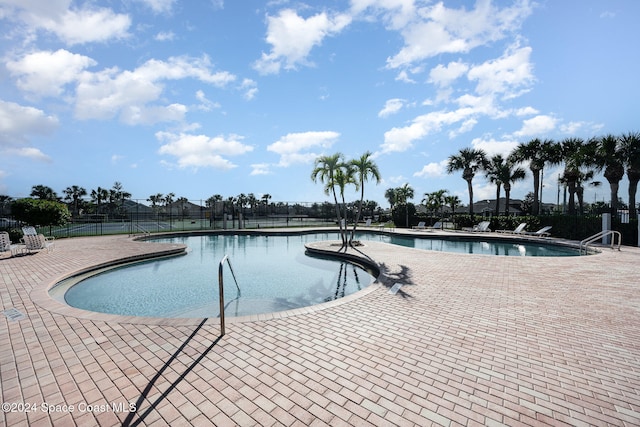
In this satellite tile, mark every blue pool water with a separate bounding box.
[58,231,580,319]
[61,233,377,318]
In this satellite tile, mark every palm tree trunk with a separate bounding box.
[331,188,345,247]
[504,184,511,215]
[494,184,501,216]
[532,170,540,216]
[609,181,620,217]
[466,179,474,218]
[628,175,639,217]
[351,184,365,245]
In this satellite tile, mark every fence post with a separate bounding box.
[602,213,611,245]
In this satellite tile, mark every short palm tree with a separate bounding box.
[63,185,87,217]
[559,138,591,215]
[311,153,348,247]
[619,131,640,217]
[349,152,381,243]
[446,148,487,217]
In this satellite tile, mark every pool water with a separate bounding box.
[58,231,580,319]
[61,233,376,318]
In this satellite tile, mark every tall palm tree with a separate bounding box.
[486,155,526,215]
[559,138,590,215]
[446,148,487,217]
[592,134,625,216]
[511,138,560,215]
[395,183,414,228]
[384,188,398,211]
[349,151,381,242]
[620,131,640,217]
[311,153,347,246]
[63,185,87,217]
[92,187,110,213]
[30,185,58,201]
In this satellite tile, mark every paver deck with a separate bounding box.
[1,229,639,426]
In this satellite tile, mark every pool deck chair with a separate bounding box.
[412,221,427,230]
[22,226,37,236]
[463,221,491,232]
[497,223,527,234]
[525,225,552,237]
[22,234,55,253]
[427,221,443,230]
[1,232,12,257]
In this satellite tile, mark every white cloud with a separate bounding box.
[378,98,405,118]
[513,114,557,137]
[414,159,448,178]
[253,9,351,74]
[381,108,475,153]
[385,0,533,69]
[467,44,534,99]
[267,131,340,166]
[0,100,59,146]
[74,55,235,123]
[429,61,469,87]
[137,0,176,14]
[156,132,253,170]
[250,163,272,176]
[6,49,96,97]
[154,31,176,41]
[3,147,51,162]
[470,137,520,157]
[239,79,258,100]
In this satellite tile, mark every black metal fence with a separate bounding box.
[1,199,346,239]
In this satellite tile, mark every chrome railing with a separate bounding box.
[579,230,622,255]
[217,255,240,336]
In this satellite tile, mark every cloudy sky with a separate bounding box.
[1,0,639,207]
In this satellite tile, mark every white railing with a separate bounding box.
[579,230,622,255]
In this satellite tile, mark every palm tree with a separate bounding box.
[92,187,110,214]
[384,188,398,211]
[395,183,414,228]
[444,194,461,224]
[446,148,487,217]
[422,189,447,221]
[559,138,591,215]
[592,134,625,216]
[311,153,347,246]
[511,138,560,215]
[486,155,526,215]
[620,131,640,216]
[0,195,12,217]
[333,166,357,245]
[349,151,381,243]
[63,185,87,217]
[30,185,58,201]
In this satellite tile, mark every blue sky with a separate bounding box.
[1,0,639,208]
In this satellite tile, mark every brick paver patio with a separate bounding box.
[1,229,639,426]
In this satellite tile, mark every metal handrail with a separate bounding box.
[579,230,622,255]
[130,223,151,237]
[217,255,240,336]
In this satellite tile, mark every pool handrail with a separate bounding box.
[579,230,621,255]
[217,254,241,336]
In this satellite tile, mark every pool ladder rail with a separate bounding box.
[217,255,241,336]
[579,230,622,255]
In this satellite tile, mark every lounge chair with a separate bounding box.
[412,221,427,230]
[463,221,491,232]
[22,234,55,253]
[22,226,37,236]
[427,221,443,230]
[1,231,12,256]
[497,223,527,234]
[364,219,372,227]
[525,226,552,237]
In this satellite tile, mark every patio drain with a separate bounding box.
[2,308,26,321]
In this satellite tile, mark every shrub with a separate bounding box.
[11,198,70,228]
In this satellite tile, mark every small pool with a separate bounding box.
[54,231,580,319]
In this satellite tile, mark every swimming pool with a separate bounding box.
[54,231,581,319]
[58,233,377,318]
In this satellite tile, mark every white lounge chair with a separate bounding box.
[1,231,12,256]
[463,221,491,232]
[497,223,527,234]
[525,226,552,237]
[412,221,426,230]
[22,226,37,236]
[22,234,55,253]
